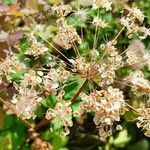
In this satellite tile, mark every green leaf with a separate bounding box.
[0,116,28,150]
[0,0,17,4]
[127,139,149,150]
[10,118,27,150]
[0,134,12,150]
[35,105,47,118]
[52,119,63,131]
[20,38,29,54]
[42,94,57,108]
[72,102,80,112]
[116,67,132,77]
[11,71,24,81]
[0,115,13,130]
[43,129,68,150]
[0,108,4,129]
[113,129,131,148]
[64,79,82,100]
[124,110,138,122]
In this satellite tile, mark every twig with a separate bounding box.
[34,118,50,131]
[112,26,125,43]
[125,102,139,114]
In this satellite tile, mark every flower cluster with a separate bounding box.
[11,70,42,119]
[46,101,73,136]
[125,71,150,95]
[97,42,124,86]
[0,0,150,144]
[28,34,48,57]
[12,87,42,119]
[54,18,82,49]
[42,67,70,94]
[51,4,72,17]
[92,0,112,11]
[119,7,150,38]
[70,57,99,78]
[126,40,148,67]
[92,17,108,28]
[0,50,70,119]
[80,86,126,139]
[137,107,150,137]
[0,55,23,81]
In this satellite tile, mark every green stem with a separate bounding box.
[70,78,89,104]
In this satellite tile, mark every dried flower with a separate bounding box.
[28,38,48,57]
[92,17,108,28]
[98,52,123,86]
[92,0,112,11]
[120,7,145,37]
[46,101,73,131]
[72,7,88,21]
[100,41,117,55]
[54,18,81,49]
[51,4,72,17]
[125,71,150,95]
[80,86,126,138]
[126,40,148,67]
[126,7,144,23]
[19,70,42,88]
[12,87,42,119]
[41,67,70,94]
[119,17,139,36]
[139,26,150,39]
[137,107,150,137]
[32,137,53,150]
[70,57,99,79]
[0,55,23,81]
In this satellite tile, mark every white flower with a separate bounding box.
[92,17,108,28]
[92,0,112,11]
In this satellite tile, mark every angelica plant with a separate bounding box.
[0,0,150,149]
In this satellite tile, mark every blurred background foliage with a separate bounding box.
[0,0,150,150]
